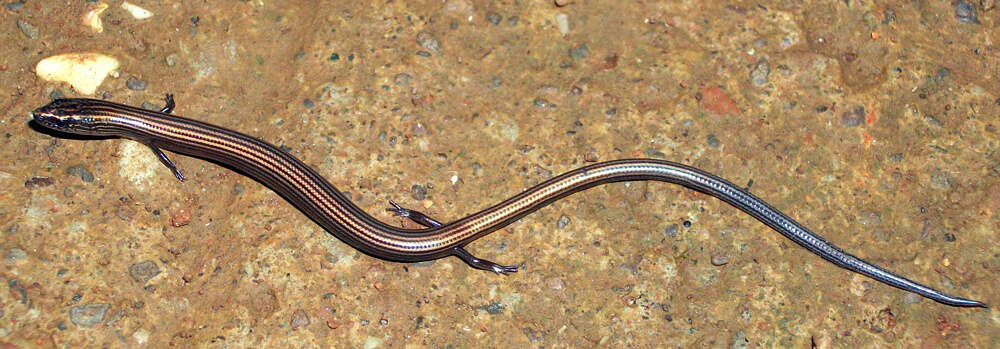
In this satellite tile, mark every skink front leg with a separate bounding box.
[160,93,175,114]
[150,145,185,181]
[386,199,518,274]
[147,93,184,181]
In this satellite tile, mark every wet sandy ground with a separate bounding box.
[2,1,998,347]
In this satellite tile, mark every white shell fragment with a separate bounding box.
[82,2,109,32]
[35,53,120,95]
[554,13,569,35]
[121,1,153,19]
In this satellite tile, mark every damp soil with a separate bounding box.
[1,1,997,347]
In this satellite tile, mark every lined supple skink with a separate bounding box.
[31,95,986,307]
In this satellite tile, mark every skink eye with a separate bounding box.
[35,114,67,129]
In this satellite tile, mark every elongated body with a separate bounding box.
[31,96,985,307]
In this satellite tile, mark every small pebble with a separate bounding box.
[750,59,769,86]
[557,215,570,229]
[545,277,565,290]
[16,19,38,39]
[128,260,161,284]
[290,309,310,329]
[170,208,191,227]
[8,280,25,305]
[954,1,980,24]
[6,248,27,261]
[410,184,427,200]
[839,107,865,127]
[570,43,589,60]
[302,99,314,108]
[929,171,953,190]
[883,9,896,24]
[67,165,95,182]
[24,176,54,189]
[602,54,619,69]
[393,73,411,86]
[411,122,429,136]
[121,1,154,19]
[484,302,505,314]
[6,1,24,11]
[486,12,501,25]
[732,331,749,349]
[125,76,147,91]
[326,318,341,329]
[490,75,503,88]
[710,253,730,266]
[82,2,109,32]
[165,54,179,67]
[923,114,942,127]
[69,303,110,328]
[507,16,519,26]
[554,14,570,35]
[533,98,550,108]
[706,134,720,148]
[664,224,679,237]
[416,32,441,55]
[644,149,666,159]
[933,67,951,84]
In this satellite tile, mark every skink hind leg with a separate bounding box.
[386,199,443,228]
[385,200,518,274]
[452,246,518,274]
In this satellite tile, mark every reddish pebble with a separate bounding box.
[170,209,191,227]
[326,318,341,329]
[699,86,742,116]
[291,309,310,329]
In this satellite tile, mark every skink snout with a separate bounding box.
[31,98,103,135]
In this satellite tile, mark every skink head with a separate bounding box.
[32,98,112,136]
